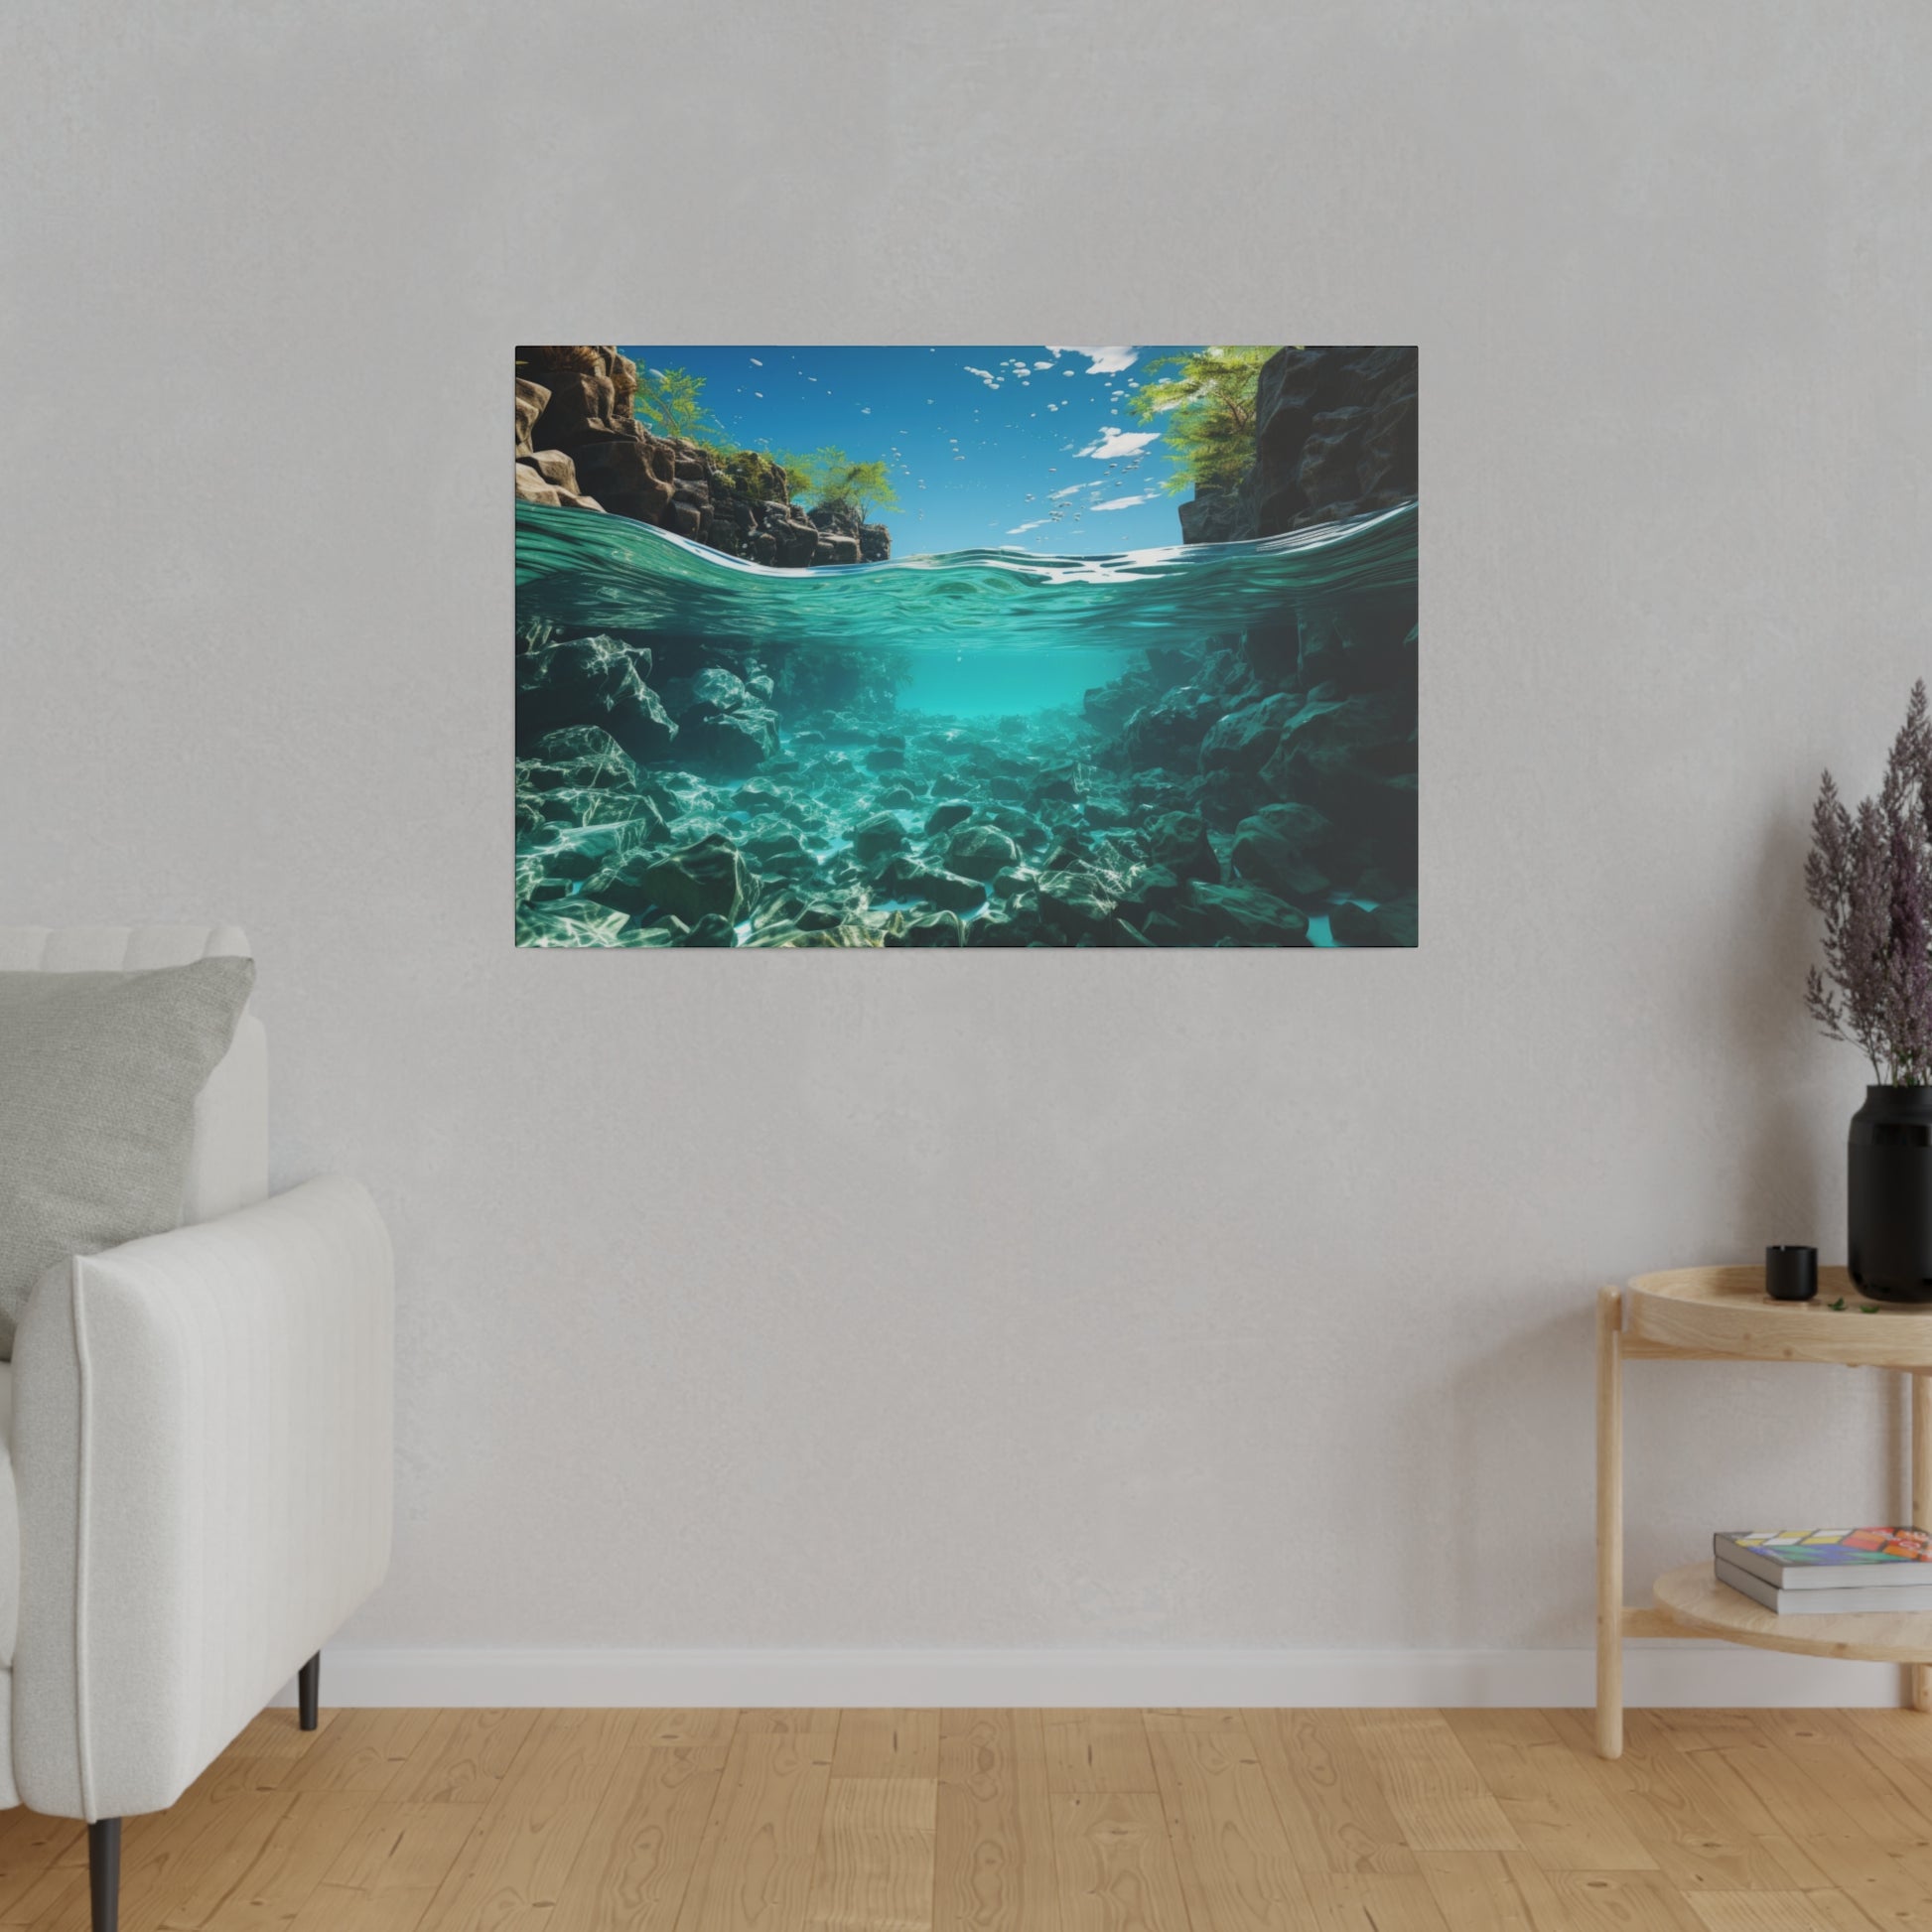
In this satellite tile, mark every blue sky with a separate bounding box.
[616,345,1217,558]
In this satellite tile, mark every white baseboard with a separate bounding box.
[273,1643,1914,1710]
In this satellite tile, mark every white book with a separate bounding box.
[1716,1557,1932,1616]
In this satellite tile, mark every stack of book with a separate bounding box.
[1716,1528,1932,1613]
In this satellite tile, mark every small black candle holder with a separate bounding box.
[1765,1245,1819,1302]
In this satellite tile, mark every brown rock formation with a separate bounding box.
[512,345,888,566]
[1178,345,1417,543]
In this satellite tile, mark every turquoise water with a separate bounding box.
[514,498,1418,656]
[514,498,1417,947]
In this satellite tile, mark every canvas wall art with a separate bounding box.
[514,345,1417,948]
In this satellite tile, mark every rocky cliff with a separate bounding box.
[513,345,890,565]
[1177,345,1417,544]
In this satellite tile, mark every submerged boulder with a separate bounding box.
[1174,881,1311,946]
[1143,811,1219,884]
[677,704,780,774]
[516,636,678,765]
[849,812,909,862]
[592,833,750,925]
[872,855,986,912]
[944,825,1021,883]
[519,726,641,792]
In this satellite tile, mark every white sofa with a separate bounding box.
[0,925,393,1932]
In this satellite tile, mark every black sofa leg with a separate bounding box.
[89,1818,120,1932]
[298,1651,321,1731]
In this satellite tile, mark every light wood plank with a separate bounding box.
[675,1726,834,1932]
[804,1777,935,1931]
[1246,1708,1417,1875]
[1345,1712,1521,1855]
[1050,1793,1187,1932]
[933,1710,1061,1932]
[1685,1890,1875,1931]
[548,1743,728,1932]
[193,1790,375,1929]
[1145,1710,1311,1930]
[383,1710,540,1805]
[1416,1851,1556,1932]
[833,1713,940,1782]
[1443,1709,1654,1869]
[1536,1868,1709,1931]
[1299,1870,1453,1931]
[285,1801,486,1932]
[415,1708,635,1931]
[1039,1716,1155,1795]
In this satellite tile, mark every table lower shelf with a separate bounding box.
[1648,1562,1932,1664]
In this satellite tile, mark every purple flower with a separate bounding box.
[1807,681,1932,1084]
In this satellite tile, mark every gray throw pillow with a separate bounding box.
[0,956,256,1356]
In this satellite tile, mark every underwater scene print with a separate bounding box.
[514,345,1418,948]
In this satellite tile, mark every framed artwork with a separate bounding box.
[515,345,1416,947]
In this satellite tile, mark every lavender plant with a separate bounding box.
[1806,681,1932,1084]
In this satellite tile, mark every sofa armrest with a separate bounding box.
[10,1175,393,1820]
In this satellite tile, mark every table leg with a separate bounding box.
[1597,1286,1623,1758]
[1914,1371,1932,1715]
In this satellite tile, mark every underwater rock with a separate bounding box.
[1143,810,1219,884]
[732,779,799,818]
[1198,691,1302,780]
[883,910,967,947]
[514,899,637,947]
[1035,869,1120,941]
[944,825,1021,882]
[1175,881,1311,946]
[1119,689,1222,770]
[1329,896,1418,946]
[1230,813,1331,904]
[516,636,678,764]
[865,745,907,772]
[849,812,908,862]
[690,667,750,710]
[593,833,751,925]
[872,855,986,913]
[519,726,642,792]
[677,704,780,774]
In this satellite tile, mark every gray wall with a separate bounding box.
[4,0,1929,1660]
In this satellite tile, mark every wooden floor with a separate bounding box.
[5,1708,1932,1929]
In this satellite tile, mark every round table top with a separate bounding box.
[1625,1265,1932,1367]
[1654,1561,1932,1663]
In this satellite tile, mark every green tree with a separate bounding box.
[814,454,900,522]
[770,449,821,506]
[631,364,722,444]
[1127,346,1277,495]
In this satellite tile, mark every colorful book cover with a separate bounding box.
[1721,1528,1932,1568]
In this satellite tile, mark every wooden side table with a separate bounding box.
[1596,1266,1932,1758]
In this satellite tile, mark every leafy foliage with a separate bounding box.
[1127,346,1277,496]
[1807,680,1932,1083]
[631,364,723,444]
[814,454,900,522]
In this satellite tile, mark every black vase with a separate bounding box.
[1849,1085,1932,1303]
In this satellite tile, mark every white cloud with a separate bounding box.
[1092,494,1151,512]
[1046,345,1139,374]
[1008,518,1048,534]
[1048,484,1085,499]
[1076,427,1161,461]
[749,356,762,365]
